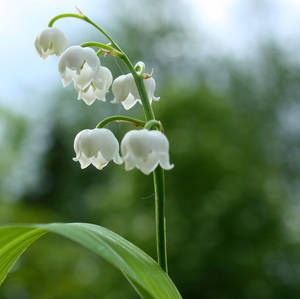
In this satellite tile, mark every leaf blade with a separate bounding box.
[0,223,182,299]
[0,227,47,286]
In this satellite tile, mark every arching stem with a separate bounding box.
[49,13,168,273]
[48,13,121,51]
[81,42,123,57]
[96,116,145,128]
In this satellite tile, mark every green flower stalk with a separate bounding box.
[37,9,172,274]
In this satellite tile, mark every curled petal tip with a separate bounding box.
[113,155,123,165]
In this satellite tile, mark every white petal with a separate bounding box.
[73,128,122,169]
[144,77,156,98]
[76,86,97,106]
[94,66,113,90]
[94,89,107,102]
[58,46,99,76]
[73,152,91,169]
[34,36,43,57]
[73,129,89,153]
[74,129,98,158]
[123,154,137,171]
[58,46,82,74]
[129,76,141,99]
[37,28,53,52]
[41,49,51,60]
[35,27,67,59]
[61,67,73,87]
[75,63,96,90]
[113,152,123,165]
[91,129,119,161]
[112,74,131,103]
[121,130,150,158]
[111,73,159,109]
[121,129,173,174]
[158,153,174,170]
[121,93,138,110]
[93,66,113,102]
[137,153,159,175]
[82,47,101,69]
[91,151,109,170]
[51,28,67,56]
[75,82,108,105]
[58,50,111,104]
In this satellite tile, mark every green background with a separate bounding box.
[1,1,300,298]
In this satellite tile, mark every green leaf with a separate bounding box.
[0,223,181,299]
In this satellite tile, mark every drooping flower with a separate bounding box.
[75,66,112,105]
[58,46,112,105]
[121,129,173,175]
[112,73,160,110]
[73,128,122,170]
[35,27,67,59]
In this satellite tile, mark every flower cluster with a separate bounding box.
[73,128,173,174]
[34,28,159,108]
[58,46,112,105]
[35,26,173,175]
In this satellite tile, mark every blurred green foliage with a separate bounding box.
[1,1,300,298]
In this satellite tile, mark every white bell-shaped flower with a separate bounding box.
[121,129,173,175]
[35,27,67,59]
[73,128,122,170]
[75,66,113,105]
[58,46,112,105]
[112,73,160,110]
[58,46,99,88]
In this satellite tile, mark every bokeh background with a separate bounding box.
[1,0,300,298]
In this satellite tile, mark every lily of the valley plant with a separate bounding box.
[0,9,182,299]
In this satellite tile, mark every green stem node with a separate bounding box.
[144,120,162,131]
[134,61,146,77]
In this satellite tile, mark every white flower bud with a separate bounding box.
[58,46,113,105]
[73,128,122,170]
[35,27,67,59]
[121,129,173,175]
[112,73,160,110]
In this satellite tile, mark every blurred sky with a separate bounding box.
[1,0,300,113]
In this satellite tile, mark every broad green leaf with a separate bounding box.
[0,223,181,299]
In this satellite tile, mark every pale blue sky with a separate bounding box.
[0,0,108,112]
[1,0,300,114]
